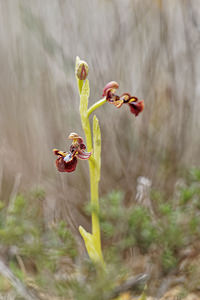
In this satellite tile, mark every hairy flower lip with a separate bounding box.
[102,81,119,97]
[56,156,77,172]
[128,100,144,116]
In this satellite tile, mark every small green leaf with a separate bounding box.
[93,115,101,182]
[79,226,103,265]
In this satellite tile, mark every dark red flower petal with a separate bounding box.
[128,100,144,116]
[102,81,119,97]
[108,93,120,103]
[55,156,78,172]
[77,150,92,160]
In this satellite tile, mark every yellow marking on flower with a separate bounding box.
[57,151,67,157]
[53,149,67,157]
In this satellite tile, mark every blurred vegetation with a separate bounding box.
[0,167,200,298]
[96,168,200,275]
[0,188,77,297]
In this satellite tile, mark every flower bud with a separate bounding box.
[76,60,89,80]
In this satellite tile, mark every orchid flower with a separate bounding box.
[53,133,91,173]
[102,81,144,116]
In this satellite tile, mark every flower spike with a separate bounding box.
[53,133,91,173]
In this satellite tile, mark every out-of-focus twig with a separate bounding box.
[0,260,39,300]
[109,273,149,299]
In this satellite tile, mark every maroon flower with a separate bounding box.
[102,81,144,116]
[53,133,91,173]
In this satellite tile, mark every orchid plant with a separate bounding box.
[53,57,144,269]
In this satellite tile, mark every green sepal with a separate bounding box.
[75,56,83,94]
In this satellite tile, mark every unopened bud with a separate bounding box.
[76,60,89,80]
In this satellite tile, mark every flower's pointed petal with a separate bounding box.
[106,91,120,103]
[55,156,77,172]
[120,93,132,103]
[102,81,119,97]
[128,100,144,116]
[113,99,124,108]
[77,150,92,160]
[53,149,67,157]
[68,132,82,140]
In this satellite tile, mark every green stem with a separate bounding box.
[78,79,106,267]
[87,97,106,118]
[89,161,100,239]
[82,115,104,265]
[82,118,93,152]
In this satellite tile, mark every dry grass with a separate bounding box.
[0,0,200,238]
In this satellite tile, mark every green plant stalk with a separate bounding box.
[87,97,106,118]
[87,98,106,250]
[80,100,105,266]
[75,58,106,266]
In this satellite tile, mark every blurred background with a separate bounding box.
[1,0,200,291]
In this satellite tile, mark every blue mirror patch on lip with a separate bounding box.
[64,153,72,162]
